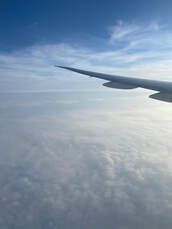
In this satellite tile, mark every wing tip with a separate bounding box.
[54,65,67,69]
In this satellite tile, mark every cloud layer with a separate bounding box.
[0,90,172,229]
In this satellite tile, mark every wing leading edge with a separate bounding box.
[56,66,172,103]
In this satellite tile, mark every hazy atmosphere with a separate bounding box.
[1,0,172,228]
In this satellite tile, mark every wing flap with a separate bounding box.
[103,81,137,89]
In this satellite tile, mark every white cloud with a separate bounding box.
[109,20,162,46]
[1,93,172,228]
[109,20,140,42]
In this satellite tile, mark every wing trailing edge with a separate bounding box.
[103,82,137,89]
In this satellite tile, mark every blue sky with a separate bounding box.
[1,0,172,91]
[1,0,172,50]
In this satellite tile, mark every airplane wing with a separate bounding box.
[56,66,172,103]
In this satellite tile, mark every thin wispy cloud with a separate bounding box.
[109,20,161,45]
[109,20,140,42]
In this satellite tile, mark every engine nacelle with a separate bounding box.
[149,92,172,103]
